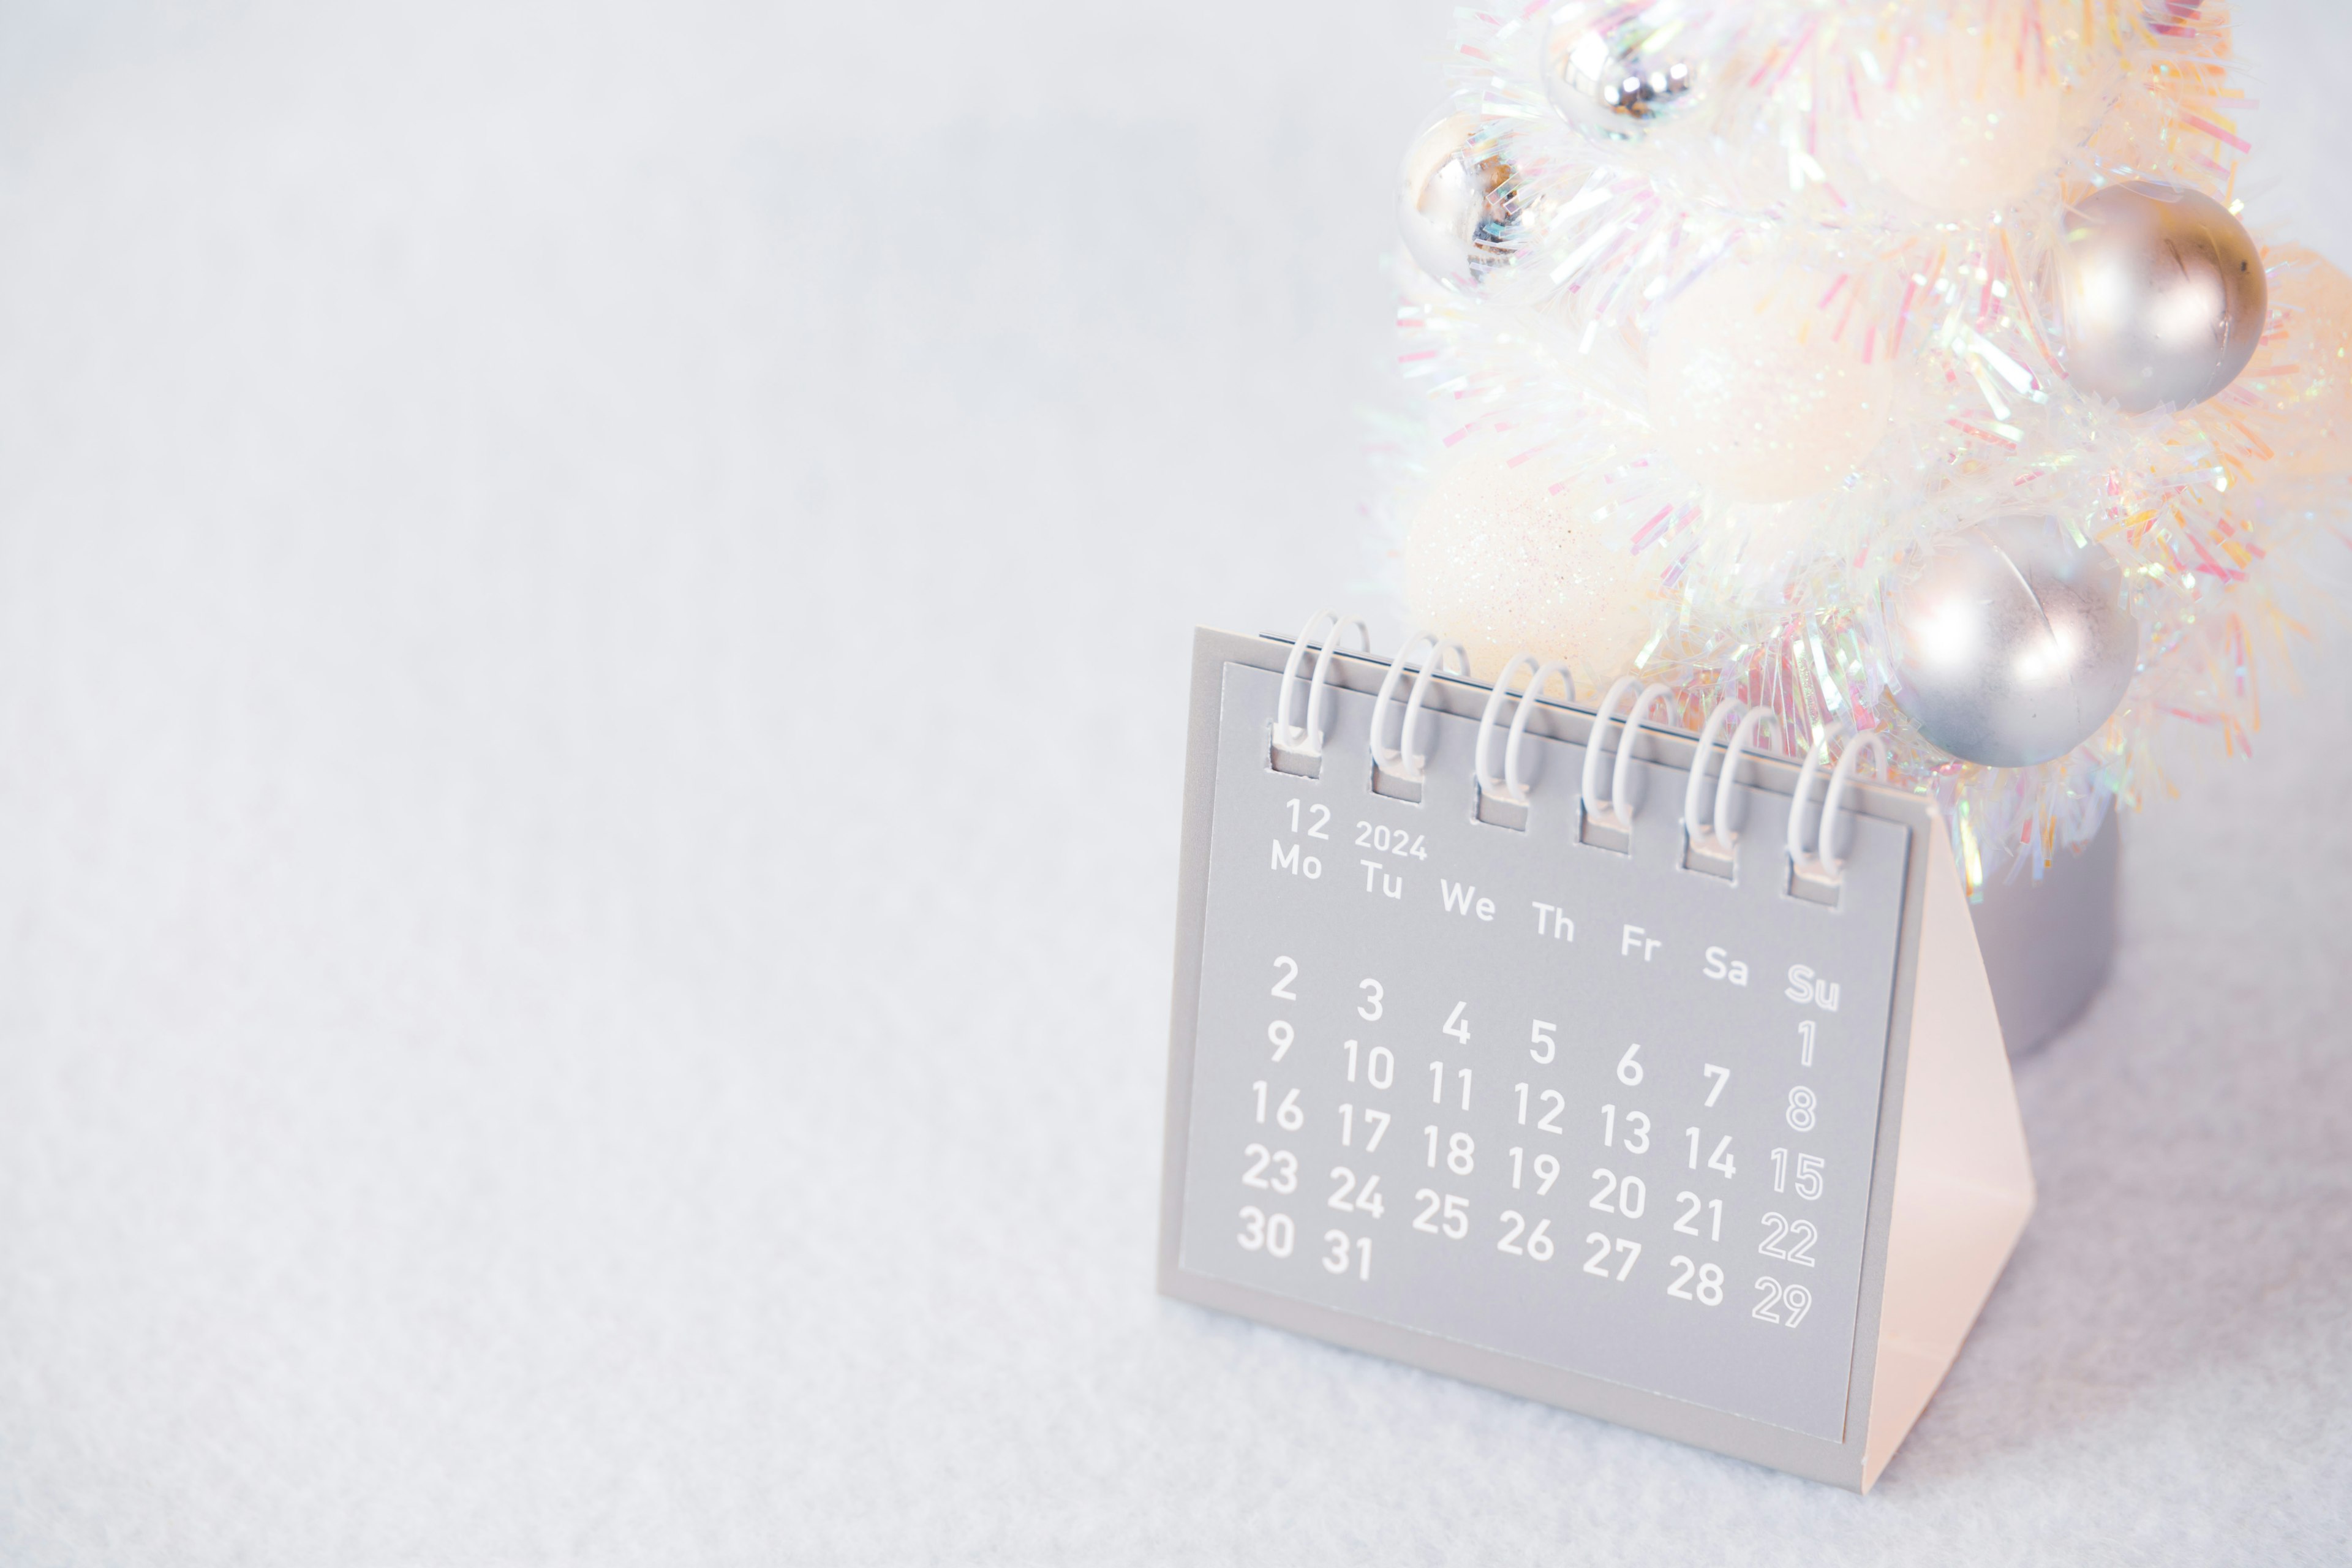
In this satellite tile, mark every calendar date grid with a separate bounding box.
[1231,940,1833,1335]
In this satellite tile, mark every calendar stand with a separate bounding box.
[1158,627,2034,1490]
[1855,802,2035,1483]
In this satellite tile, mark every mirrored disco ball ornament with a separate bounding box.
[1397,114,1531,289]
[1540,1,1701,140]
[2059,181,2267,413]
[1884,516,2139,768]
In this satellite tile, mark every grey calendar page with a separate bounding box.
[1175,662,1912,1441]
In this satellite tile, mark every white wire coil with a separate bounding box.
[1267,622,1891,884]
[1273,609,1370,758]
[1683,701,1780,858]
[1582,676,1676,834]
[1787,729,1890,883]
[1371,631,1471,783]
[1475,655,1577,808]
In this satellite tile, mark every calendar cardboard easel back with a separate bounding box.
[1158,628,2034,1490]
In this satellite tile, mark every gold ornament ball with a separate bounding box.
[1398,115,1529,291]
[2059,181,2267,413]
[1646,263,1898,504]
[1401,443,1659,696]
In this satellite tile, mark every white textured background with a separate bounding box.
[1,3,2348,1563]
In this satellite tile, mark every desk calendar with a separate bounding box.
[1158,622,2036,1490]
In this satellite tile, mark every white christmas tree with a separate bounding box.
[1384,0,2347,888]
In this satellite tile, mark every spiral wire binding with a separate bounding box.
[1503,662,1577,807]
[1787,730,1890,885]
[1371,631,1471,786]
[1684,702,1781,858]
[1474,655,1577,811]
[1816,733,1890,881]
[1267,619,1891,888]
[1476,652,1545,806]
[1581,676,1676,835]
[1274,610,1370,761]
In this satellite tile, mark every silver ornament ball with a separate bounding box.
[1397,113,1530,289]
[1884,515,2138,767]
[1540,1,1702,141]
[2059,180,2267,412]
